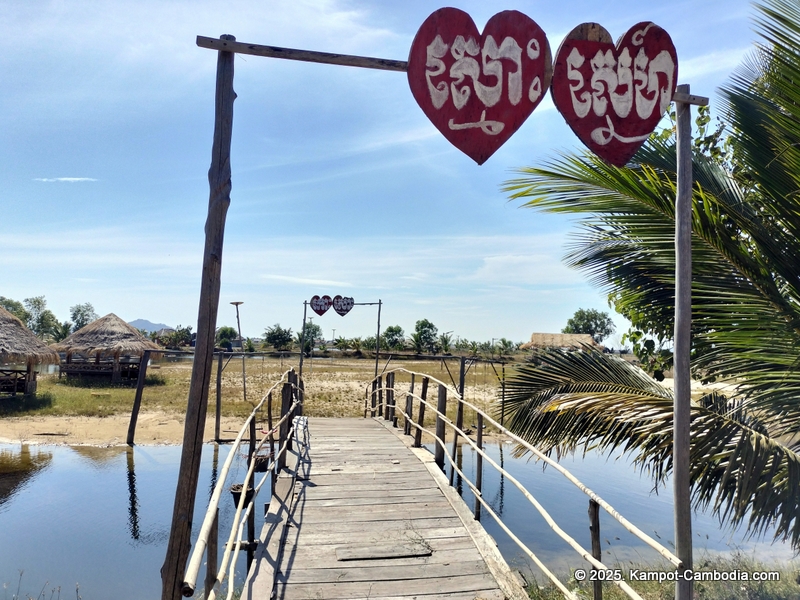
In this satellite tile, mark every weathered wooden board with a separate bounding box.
[335,542,433,561]
[274,573,502,599]
[277,559,490,583]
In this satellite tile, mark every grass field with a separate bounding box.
[1,353,508,432]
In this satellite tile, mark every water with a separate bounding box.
[439,441,798,580]
[0,439,795,598]
[0,443,258,599]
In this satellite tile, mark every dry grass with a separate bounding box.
[8,354,508,431]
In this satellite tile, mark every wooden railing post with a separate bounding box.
[370,379,378,417]
[449,357,466,486]
[386,372,395,424]
[214,351,224,442]
[434,384,447,471]
[377,375,384,417]
[474,412,483,521]
[127,349,151,445]
[413,378,429,448]
[404,374,415,436]
[247,403,256,571]
[590,499,602,600]
[267,391,276,495]
[278,381,292,471]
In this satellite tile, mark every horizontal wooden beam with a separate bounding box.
[197,36,408,72]
[673,91,709,106]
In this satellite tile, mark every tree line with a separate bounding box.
[0,295,98,341]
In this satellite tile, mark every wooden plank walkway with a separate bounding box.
[242,417,527,600]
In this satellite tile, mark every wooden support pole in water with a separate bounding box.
[449,357,466,486]
[404,374,415,436]
[127,349,151,445]
[474,412,483,521]
[214,352,223,443]
[413,377,429,448]
[434,384,447,471]
[161,34,236,600]
[589,499,602,600]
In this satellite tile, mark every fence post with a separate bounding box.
[385,372,395,424]
[278,381,292,471]
[377,375,384,417]
[127,349,151,445]
[370,379,378,417]
[267,391,276,495]
[413,377,429,448]
[434,384,447,471]
[449,357,466,486]
[214,352,224,442]
[474,413,483,521]
[589,499,602,600]
[404,374,415,436]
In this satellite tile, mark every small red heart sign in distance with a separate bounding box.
[333,295,354,316]
[551,22,678,167]
[310,295,332,316]
[407,8,552,165]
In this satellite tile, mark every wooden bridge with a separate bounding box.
[241,416,524,600]
[180,366,683,600]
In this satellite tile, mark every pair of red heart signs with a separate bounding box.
[310,295,354,317]
[407,9,678,166]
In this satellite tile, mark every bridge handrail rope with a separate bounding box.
[368,367,681,600]
[182,368,303,597]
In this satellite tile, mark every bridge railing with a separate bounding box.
[366,366,682,600]
[182,368,305,599]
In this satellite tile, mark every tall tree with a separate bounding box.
[383,325,405,350]
[502,0,800,551]
[414,319,438,354]
[562,308,615,343]
[264,324,293,351]
[23,296,58,340]
[69,302,98,331]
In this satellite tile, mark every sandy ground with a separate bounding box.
[0,411,248,446]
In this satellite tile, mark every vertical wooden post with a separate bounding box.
[267,391,276,494]
[377,375,384,418]
[413,377,429,448]
[385,372,394,423]
[404,374,415,436]
[297,376,305,417]
[24,363,37,395]
[589,499,602,600]
[390,373,399,427]
[161,34,236,600]
[373,299,382,378]
[205,444,219,600]
[674,83,693,600]
[278,381,292,471]
[474,413,483,520]
[127,350,151,445]
[214,352,224,443]
[434,384,447,471]
[449,357,466,486]
[247,409,256,570]
[370,379,378,417]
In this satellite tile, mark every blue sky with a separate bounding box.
[1,0,754,345]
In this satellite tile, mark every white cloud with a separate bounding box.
[33,177,98,183]
[679,47,750,81]
[261,274,352,287]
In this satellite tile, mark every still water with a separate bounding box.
[0,440,795,598]
[0,443,254,599]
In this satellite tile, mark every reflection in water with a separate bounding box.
[0,445,52,508]
[127,448,140,540]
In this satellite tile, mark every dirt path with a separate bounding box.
[0,412,248,446]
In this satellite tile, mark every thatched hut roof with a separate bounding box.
[51,313,162,358]
[0,306,60,366]
[520,333,603,351]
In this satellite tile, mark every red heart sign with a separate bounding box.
[333,295,354,316]
[408,8,552,165]
[310,295,331,316]
[551,22,677,166]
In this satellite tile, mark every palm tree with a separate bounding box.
[409,332,425,355]
[502,0,800,550]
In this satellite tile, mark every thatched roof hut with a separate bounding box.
[52,313,161,358]
[0,306,59,395]
[0,306,60,366]
[520,333,603,351]
[51,313,162,382]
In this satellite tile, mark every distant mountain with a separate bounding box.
[129,319,171,333]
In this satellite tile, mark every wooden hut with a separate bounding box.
[51,313,162,383]
[520,333,603,351]
[0,306,60,395]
